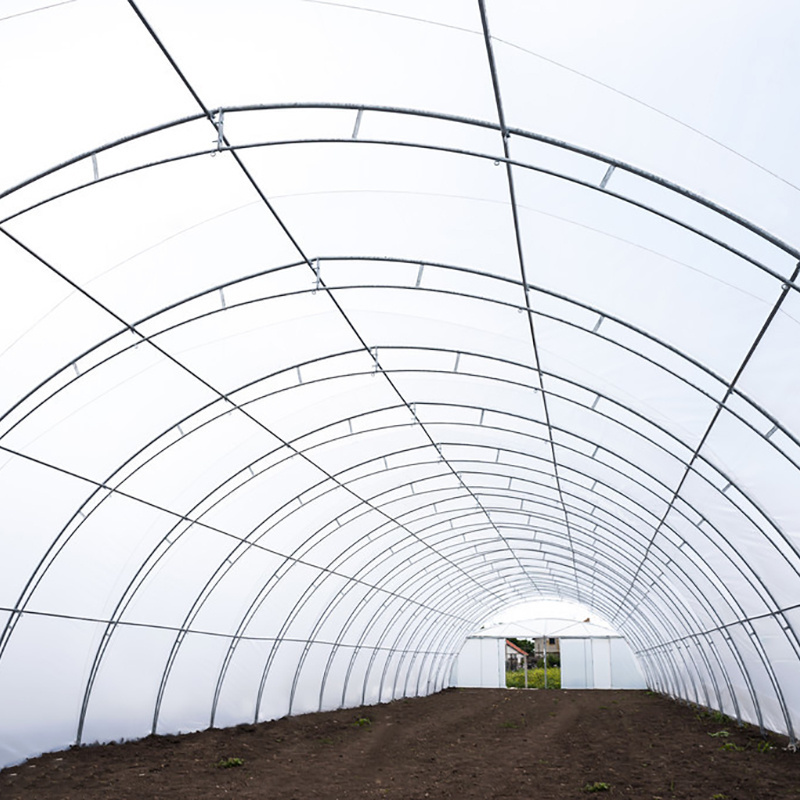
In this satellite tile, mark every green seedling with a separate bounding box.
[711,794,728,799]
[500,720,518,729]
[720,742,744,752]
[216,757,244,768]
[756,740,775,753]
[353,717,371,727]
[583,781,611,793]
[707,730,731,738]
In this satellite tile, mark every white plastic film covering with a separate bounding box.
[1,0,800,768]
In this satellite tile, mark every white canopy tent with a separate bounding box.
[473,618,617,641]
[1,0,799,766]
[458,616,647,690]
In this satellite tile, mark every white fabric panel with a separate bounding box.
[290,642,336,716]
[3,347,219,481]
[233,562,329,641]
[539,317,718,448]
[591,639,612,689]
[199,456,329,541]
[343,647,384,706]
[276,187,522,283]
[512,186,771,383]
[0,235,124,417]
[727,624,786,735]
[212,639,272,728]
[255,640,306,723]
[79,624,176,745]
[26,493,183,620]
[273,575,356,643]
[118,525,252,630]
[751,615,800,738]
[137,0,495,117]
[489,1,800,241]
[363,648,393,706]
[561,639,590,689]
[154,296,361,398]
[0,454,94,606]
[319,645,358,711]
[453,638,504,689]
[185,547,305,637]
[692,422,800,610]
[706,629,757,726]
[694,636,737,721]
[8,159,300,320]
[118,413,283,513]
[0,0,198,189]
[0,616,100,766]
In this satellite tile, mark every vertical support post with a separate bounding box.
[524,654,528,689]
[543,636,548,689]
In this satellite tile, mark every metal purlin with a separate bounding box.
[608,264,800,742]
[478,0,580,601]
[6,366,792,660]
[0,478,756,736]
[0,233,526,746]
[3,127,796,482]
[2,104,798,284]
[4,268,796,536]
[3,111,799,458]
[1,352,792,736]
[159,382,784,724]
[304,513,725,716]
[203,432,752,724]
[303,484,745,713]
[3,334,796,736]
[611,262,800,616]
[4,258,800,566]
[122,0,544,613]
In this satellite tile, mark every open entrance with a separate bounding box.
[451,600,646,691]
[505,636,560,689]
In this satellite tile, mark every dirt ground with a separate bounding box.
[2,688,798,799]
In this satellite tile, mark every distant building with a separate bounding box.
[505,639,528,671]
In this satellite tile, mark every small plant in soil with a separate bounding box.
[756,740,775,753]
[709,710,732,724]
[216,757,244,768]
[500,720,518,729]
[583,781,611,792]
[720,742,744,752]
[712,794,728,799]
[353,717,371,727]
[707,730,731,738]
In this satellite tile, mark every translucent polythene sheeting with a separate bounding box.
[488,1,800,242]
[4,0,800,767]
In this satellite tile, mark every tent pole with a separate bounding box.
[524,654,528,689]
[543,636,548,689]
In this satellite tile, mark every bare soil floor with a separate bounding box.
[2,688,798,800]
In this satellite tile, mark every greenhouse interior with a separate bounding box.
[1,0,799,770]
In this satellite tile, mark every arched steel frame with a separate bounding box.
[4,300,800,736]
[4,355,798,737]
[1,50,799,746]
